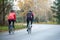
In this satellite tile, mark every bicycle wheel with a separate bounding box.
[9,25,12,34]
[27,22,32,34]
[28,28,31,34]
[9,24,14,34]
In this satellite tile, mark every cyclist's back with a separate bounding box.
[26,10,34,27]
[27,12,32,19]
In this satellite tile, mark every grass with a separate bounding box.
[0,22,58,32]
[0,24,26,32]
[34,22,57,24]
[46,21,57,24]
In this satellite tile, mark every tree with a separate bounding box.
[17,0,34,22]
[0,0,12,25]
[51,0,60,24]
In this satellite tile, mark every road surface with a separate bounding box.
[0,24,60,40]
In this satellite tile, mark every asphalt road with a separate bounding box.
[0,24,60,40]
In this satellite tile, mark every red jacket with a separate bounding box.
[8,12,16,20]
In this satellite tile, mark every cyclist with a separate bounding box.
[26,10,34,31]
[8,10,16,34]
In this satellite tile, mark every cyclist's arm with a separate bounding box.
[14,13,16,21]
[32,13,34,19]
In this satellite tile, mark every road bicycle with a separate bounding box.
[9,22,14,35]
[27,21,32,34]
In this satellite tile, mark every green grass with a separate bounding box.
[34,22,57,24]
[0,26,8,32]
[15,25,26,30]
[47,22,57,24]
[0,25,26,32]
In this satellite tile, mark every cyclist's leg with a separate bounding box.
[27,19,29,31]
[8,20,11,34]
[12,20,15,34]
[31,19,33,27]
[27,19,29,27]
[12,20,15,30]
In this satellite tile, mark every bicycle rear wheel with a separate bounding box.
[28,28,31,34]
[9,25,14,34]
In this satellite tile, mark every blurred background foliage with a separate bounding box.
[0,0,60,26]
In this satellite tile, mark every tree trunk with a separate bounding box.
[0,12,5,26]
